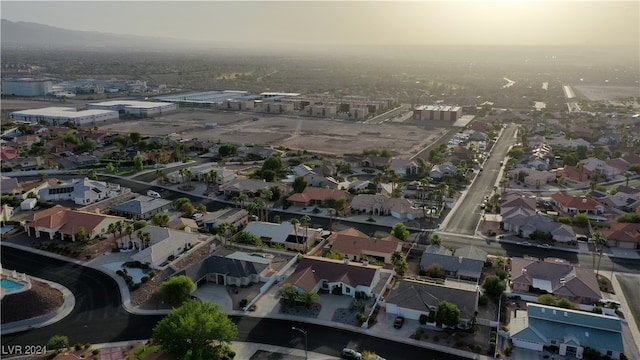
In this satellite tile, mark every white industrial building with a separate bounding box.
[86,100,178,117]
[2,78,53,97]
[9,107,119,126]
[413,105,462,121]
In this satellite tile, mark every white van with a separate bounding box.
[147,190,161,198]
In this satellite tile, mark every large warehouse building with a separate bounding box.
[9,107,119,126]
[86,100,177,117]
[413,105,462,121]
[2,78,53,97]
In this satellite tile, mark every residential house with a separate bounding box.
[23,205,124,241]
[4,156,44,171]
[419,252,484,283]
[424,244,453,256]
[350,194,424,220]
[547,137,592,149]
[110,195,172,220]
[388,159,419,176]
[510,258,601,305]
[167,217,199,231]
[222,179,283,198]
[384,279,479,327]
[0,146,18,161]
[590,190,640,213]
[284,256,385,298]
[292,164,339,189]
[177,254,270,287]
[429,162,457,180]
[237,145,280,160]
[361,155,391,169]
[510,303,624,359]
[449,146,473,163]
[581,157,619,180]
[286,187,347,208]
[500,192,537,213]
[508,168,556,188]
[550,193,604,216]
[600,223,640,249]
[454,245,488,263]
[130,226,207,268]
[244,221,320,252]
[552,165,592,187]
[328,228,401,264]
[502,213,576,242]
[38,178,116,205]
[0,177,21,195]
[200,208,248,233]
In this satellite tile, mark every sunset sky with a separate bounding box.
[2,1,638,46]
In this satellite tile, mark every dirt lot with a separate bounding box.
[572,85,640,101]
[98,109,445,157]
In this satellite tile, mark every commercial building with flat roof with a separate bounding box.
[9,107,119,126]
[2,78,53,97]
[413,105,462,121]
[86,100,177,117]
[155,90,253,107]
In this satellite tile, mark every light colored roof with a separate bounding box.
[244,221,295,244]
[132,226,205,265]
[511,303,623,353]
[454,246,488,262]
[111,195,172,214]
[23,205,123,235]
[10,107,118,119]
[350,194,422,217]
[88,100,174,108]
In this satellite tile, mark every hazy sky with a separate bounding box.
[2,1,638,46]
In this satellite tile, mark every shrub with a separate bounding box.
[478,294,489,306]
[141,275,149,283]
[85,343,91,349]
[148,270,156,278]
[433,335,440,342]
[75,343,83,351]
[92,349,99,355]
[504,345,513,356]
[419,313,428,325]
[474,345,482,353]
[239,298,249,308]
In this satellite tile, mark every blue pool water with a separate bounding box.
[1,278,25,292]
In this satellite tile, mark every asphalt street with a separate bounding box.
[0,246,466,360]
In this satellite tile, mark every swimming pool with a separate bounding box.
[1,278,25,292]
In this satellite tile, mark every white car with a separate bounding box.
[537,243,551,249]
[517,241,532,247]
[192,213,204,220]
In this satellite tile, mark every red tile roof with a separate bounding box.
[551,193,601,210]
[24,205,122,235]
[601,223,640,243]
[287,187,347,204]
[0,146,18,161]
[329,228,400,257]
[285,256,379,291]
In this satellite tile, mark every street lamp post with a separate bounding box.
[291,326,308,360]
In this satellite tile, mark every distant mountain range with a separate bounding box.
[1,19,203,50]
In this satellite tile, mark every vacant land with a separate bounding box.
[100,109,446,157]
[572,85,640,102]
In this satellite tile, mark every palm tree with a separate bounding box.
[107,222,118,248]
[125,224,134,249]
[261,190,273,222]
[137,230,152,249]
[247,202,258,220]
[300,215,312,250]
[302,290,319,309]
[592,230,608,278]
[290,218,301,245]
[624,171,631,187]
[388,170,401,196]
[183,168,194,187]
[238,194,248,209]
[115,220,125,248]
[577,161,585,182]
[155,169,167,185]
[429,234,442,246]
[327,208,336,232]
[232,196,240,208]
[178,168,186,184]
[372,173,383,194]
[499,178,509,193]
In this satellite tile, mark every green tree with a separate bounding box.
[106,162,115,174]
[563,153,578,167]
[391,223,409,241]
[47,335,69,352]
[556,298,573,309]
[134,155,144,172]
[292,176,307,193]
[174,197,191,209]
[262,169,276,182]
[537,294,558,305]
[75,227,90,244]
[394,259,408,277]
[482,275,506,299]
[262,156,283,172]
[218,144,237,157]
[161,275,196,306]
[435,301,461,328]
[592,230,608,278]
[87,168,98,180]
[616,213,640,223]
[272,215,281,224]
[507,147,524,159]
[152,299,238,360]
[151,212,171,227]
[236,231,262,246]
[429,234,442,246]
[130,132,142,144]
[300,214,312,248]
[573,213,590,227]
[576,145,588,160]
[180,202,196,217]
[302,290,319,309]
[326,250,343,260]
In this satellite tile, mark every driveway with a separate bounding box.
[192,283,233,312]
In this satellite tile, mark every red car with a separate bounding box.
[393,316,405,329]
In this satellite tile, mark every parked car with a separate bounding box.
[393,316,405,329]
[517,241,532,246]
[192,213,204,220]
[537,243,551,249]
[341,348,362,360]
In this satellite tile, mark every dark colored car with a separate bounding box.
[393,316,405,329]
